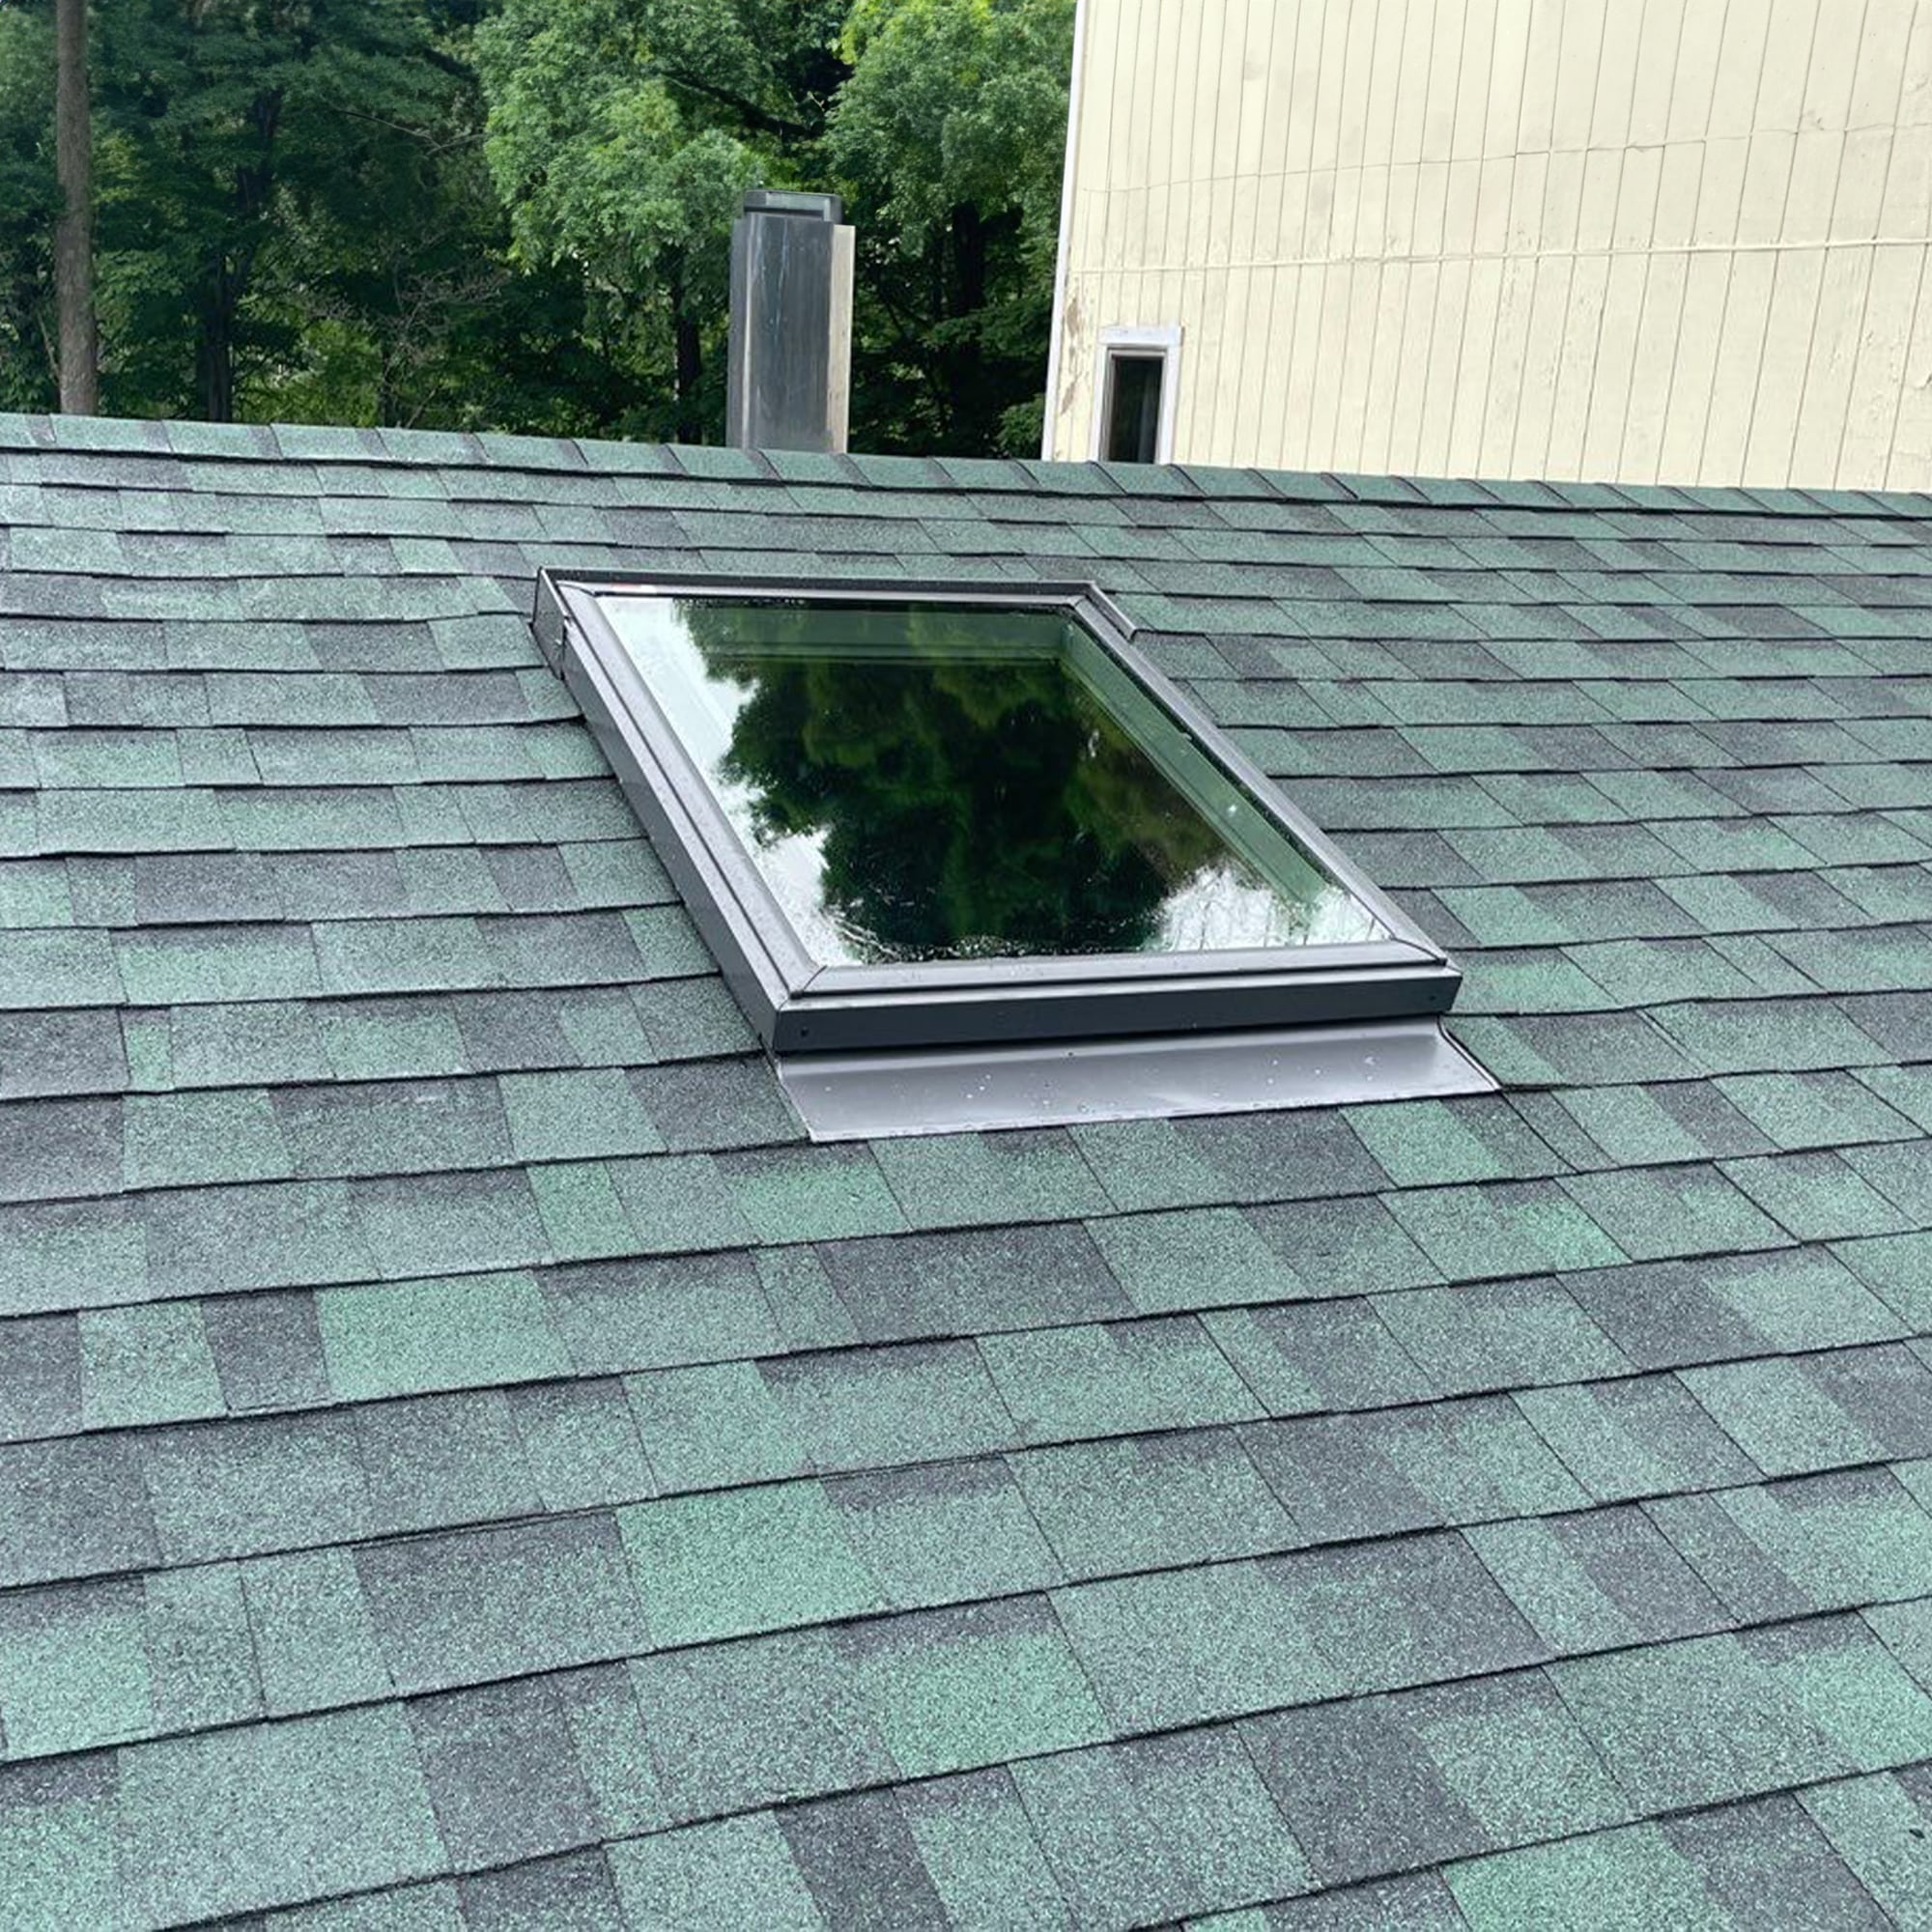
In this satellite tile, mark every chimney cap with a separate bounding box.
[742,188,844,224]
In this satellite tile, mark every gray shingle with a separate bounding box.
[1054,1556,1333,1733]
[275,1076,514,1179]
[1469,1503,1732,1652]
[778,1789,951,1932]
[143,1179,374,1296]
[410,1676,599,1866]
[460,1849,628,1932]
[828,1459,1063,1608]
[1248,1195,1445,1294]
[633,1627,896,1822]
[0,1314,81,1440]
[818,1223,1133,1342]
[1268,1530,1548,1693]
[0,1009,127,1100]
[764,1339,1010,1472]
[352,1168,548,1277]
[1242,1396,1587,1544]
[1010,1427,1296,1578]
[1650,1465,1932,1621]
[1550,1615,1932,1812]
[1207,1296,1434,1411]
[353,1388,541,1535]
[142,1410,370,1565]
[202,1290,330,1410]
[1255,1871,1467,1928]
[0,1097,122,1203]
[545,1249,779,1375]
[1015,1726,1313,1923]
[1684,1342,1932,1476]
[1245,1672,1626,1885]
[356,1513,643,1694]
[1515,1373,1765,1501]
[898,1768,1073,1928]
[1664,1791,1890,1932]
[0,1434,158,1584]
[1562,1248,1901,1369]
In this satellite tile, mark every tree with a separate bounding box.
[473,0,844,442]
[0,3,58,410]
[0,0,1076,447]
[476,0,1073,453]
[828,0,1073,454]
[93,0,474,420]
[53,0,95,411]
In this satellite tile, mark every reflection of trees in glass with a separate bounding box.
[679,601,1292,964]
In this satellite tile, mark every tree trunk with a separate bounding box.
[670,258,702,443]
[951,202,988,316]
[674,314,702,443]
[943,202,989,448]
[53,0,98,414]
[196,274,237,423]
[190,91,279,424]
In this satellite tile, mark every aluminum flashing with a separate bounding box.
[780,1017,1493,1140]
[537,571,1463,1097]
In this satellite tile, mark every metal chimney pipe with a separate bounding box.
[725,189,855,454]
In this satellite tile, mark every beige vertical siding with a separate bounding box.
[1046,0,1932,490]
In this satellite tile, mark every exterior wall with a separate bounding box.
[1044,0,1932,491]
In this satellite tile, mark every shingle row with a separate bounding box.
[8,1601,1932,1927]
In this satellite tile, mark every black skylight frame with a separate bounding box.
[534,570,1463,1057]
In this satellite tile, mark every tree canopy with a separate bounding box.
[0,0,1073,451]
[0,5,58,409]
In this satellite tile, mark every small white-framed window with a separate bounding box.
[1092,325,1182,464]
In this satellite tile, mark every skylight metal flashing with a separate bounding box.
[535,570,1493,1135]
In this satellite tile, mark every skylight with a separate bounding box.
[535,573,1492,1135]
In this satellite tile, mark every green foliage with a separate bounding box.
[474,0,796,438]
[0,0,1075,449]
[829,0,1072,452]
[833,0,1068,248]
[0,3,58,409]
[94,0,497,421]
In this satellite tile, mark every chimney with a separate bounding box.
[725,190,855,454]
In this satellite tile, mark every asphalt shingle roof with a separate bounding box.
[3,412,1932,1925]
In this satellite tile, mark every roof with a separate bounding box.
[3,412,1932,1929]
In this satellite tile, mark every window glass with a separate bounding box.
[1104,353,1166,463]
[598,593,1385,968]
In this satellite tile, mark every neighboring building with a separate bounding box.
[1045,0,1932,490]
[5,409,1932,1921]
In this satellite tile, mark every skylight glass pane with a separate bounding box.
[596,593,1386,968]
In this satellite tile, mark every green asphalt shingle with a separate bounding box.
[3,416,1931,1924]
